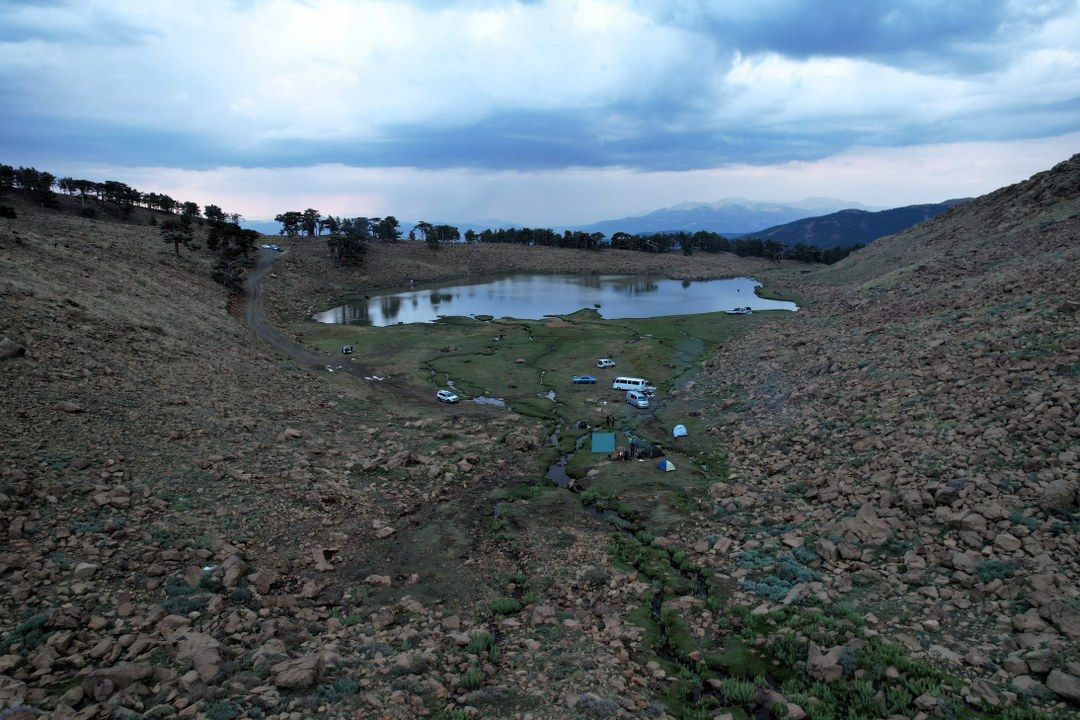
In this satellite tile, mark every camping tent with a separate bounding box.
[672,424,688,438]
[590,432,616,453]
[657,459,676,472]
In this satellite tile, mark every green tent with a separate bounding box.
[590,432,616,453]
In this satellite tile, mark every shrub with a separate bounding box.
[1009,511,1039,531]
[466,632,495,655]
[78,207,96,219]
[206,701,238,720]
[976,559,1016,583]
[0,205,15,219]
[489,597,521,616]
[460,666,484,690]
[716,677,756,707]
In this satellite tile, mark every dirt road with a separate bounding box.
[244,249,490,414]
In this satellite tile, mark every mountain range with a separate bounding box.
[242,196,962,249]
[745,199,970,248]
[568,197,874,236]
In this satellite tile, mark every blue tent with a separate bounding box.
[591,432,616,453]
[657,459,676,472]
[672,424,688,438]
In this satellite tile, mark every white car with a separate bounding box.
[260,243,283,252]
[625,390,650,408]
[725,306,753,315]
[596,358,616,368]
[436,389,459,404]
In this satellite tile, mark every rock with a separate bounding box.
[54,401,83,413]
[364,575,391,586]
[86,662,152,689]
[841,504,891,545]
[312,548,333,571]
[1039,480,1077,511]
[0,337,25,359]
[1009,675,1048,698]
[970,679,999,707]
[375,526,396,539]
[272,654,323,690]
[807,643,844,683]
[1046,669,1080,703]
[994,533,1022,553]
[72,562,99,580]
[914,693,939,711]
[174,632,223,682]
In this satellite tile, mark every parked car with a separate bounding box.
[596,358,616,368]
[341,345,354,355]
[725,306,753,315]
[625,390,650,408]
[260,243,283,251]
[436,389,459,403]
[571,374,597,384]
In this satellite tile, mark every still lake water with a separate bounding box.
[312,274,798,327]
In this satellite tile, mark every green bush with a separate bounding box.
[206,701,238,720]
[460,666,484,690]
[716,677,756,707]
[466,631,495,655]
[976,559,1016,583]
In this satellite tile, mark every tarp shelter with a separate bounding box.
[672,424,688,438]
[657,459,676,472]
[591,432,616,453]
[640,444,665,459]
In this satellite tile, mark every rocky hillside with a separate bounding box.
[748,200,968,249]
[693,155,1079,706]
[1,154,1077,720]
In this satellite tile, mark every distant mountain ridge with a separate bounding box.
[242,198,868,238]
[747,199,969,248]
[570,197,873,236]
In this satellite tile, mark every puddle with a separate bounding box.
[472,396,507,407]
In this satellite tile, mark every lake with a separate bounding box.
[311,274,798,327]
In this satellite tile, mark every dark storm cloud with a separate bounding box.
[646,0,1073,71]
[0,0,1077,174]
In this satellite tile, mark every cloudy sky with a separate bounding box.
[1,0,1078,224]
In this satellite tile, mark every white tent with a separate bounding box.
[672,424,688,438]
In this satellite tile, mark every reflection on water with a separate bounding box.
[312,274,798,327]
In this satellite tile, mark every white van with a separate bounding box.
[626,390,650,408]
[612,376,648,391]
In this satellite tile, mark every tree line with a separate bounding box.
[613,230,864,264]
[274,205,862,267]
[1,162,259,288]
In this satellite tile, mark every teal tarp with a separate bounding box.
[591,432,616,453]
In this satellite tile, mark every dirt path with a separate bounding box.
[244,249,492,415]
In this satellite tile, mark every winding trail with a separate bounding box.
[244,249,491,414]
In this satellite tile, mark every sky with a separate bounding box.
[1,0,1078,224]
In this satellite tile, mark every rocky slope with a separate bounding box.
[691,155,1080,707]
[1,153,1077,720]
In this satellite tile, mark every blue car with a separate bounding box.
[571,374,597,384]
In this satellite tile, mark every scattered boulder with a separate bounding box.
[807,643,844,682]
[272,654,323,690]
[1039,480,1078,511]
[0,337,25,359]
[174,632,223,682]
[1046,668,1080,703]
